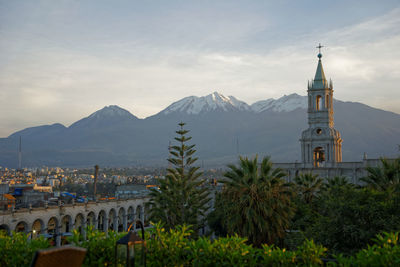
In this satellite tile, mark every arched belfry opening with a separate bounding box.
[300,44,342,168]
[313,147,325,167]
[316,95,322,110]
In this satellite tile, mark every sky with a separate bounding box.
[1,0,400,137]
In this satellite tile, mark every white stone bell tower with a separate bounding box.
[300,45,342,167]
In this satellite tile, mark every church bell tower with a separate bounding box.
[300,45,342,167]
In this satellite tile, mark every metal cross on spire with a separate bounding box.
[316,43,324,58]
[316,43,324,53]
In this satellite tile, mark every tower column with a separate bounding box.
[300,45,342,167]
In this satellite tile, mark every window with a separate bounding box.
[316,95,322,110]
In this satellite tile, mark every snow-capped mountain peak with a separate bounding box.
[88,105,137,119]
[251,93,307,113]
[161,92,250,115]
[69,105,138,129]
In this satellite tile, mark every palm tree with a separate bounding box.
[361,158,400,192]
[293,173,323,204]
[219,155,294,246]
[322,176,353,191]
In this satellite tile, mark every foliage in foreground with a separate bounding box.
[68,226,126,266]
[335,232,400,266]
[0,231,50,267]
[2,225,400,266]
[135,222,329,267]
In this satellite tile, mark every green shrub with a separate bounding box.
[189,235,256,267]
[2,225,400,266]
[259,244,297,266]
[145,222,192,266]
[297,239,327,266]
[336,232,400,266]
[68,226,126,266]
[0,230,50,267]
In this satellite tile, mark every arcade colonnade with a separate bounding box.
[0,198,149,246]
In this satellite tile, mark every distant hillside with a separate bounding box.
[0,92,399,168]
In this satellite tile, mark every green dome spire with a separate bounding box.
[312,43,328,89]
[314,58,326,81]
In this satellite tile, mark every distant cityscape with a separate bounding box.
[0,165,223,212]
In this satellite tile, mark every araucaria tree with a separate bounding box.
[147,122,210,232]
[212,156,294,246]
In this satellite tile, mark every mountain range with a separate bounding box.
[1,92,399,168]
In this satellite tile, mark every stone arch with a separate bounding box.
[47,217,58,235]
[118,207,126,232]
[313,146,325,167]
[87,211,96,227]
[74,213,85,233]
[98,210,106,231]
[108,208,117,231]
[127,206,134,227]
[15,221,28,233]
[61,215,72,233]
[136,205,144,229]
[136,205,143,221]
[32,219,45,238]
[0,224,10,235]
[47,217,59,246]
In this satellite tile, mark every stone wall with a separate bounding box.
[273,158,382,184]
[0,197,149,246]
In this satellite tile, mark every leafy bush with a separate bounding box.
[68,226,126,266]
[336,232,400,266]
[189,235,257,267]
[145,223,192,266]
[2,225,400,266]
[0,230,50,267]
[297,239,327,266]
[259,244,297,266]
